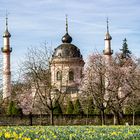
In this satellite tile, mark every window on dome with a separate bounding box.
[57,71,62,81]
[69,71,74,81]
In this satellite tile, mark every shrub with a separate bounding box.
[73,99,84,115]
[7,101,21,116]
[53,101,62,114]
[66,100,74,114]
[86,99,95,115]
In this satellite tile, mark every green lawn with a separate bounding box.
[0,125,140,140]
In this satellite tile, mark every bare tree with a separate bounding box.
[20,45,65,125]
[81,53,109,125]
[106,54,139,125]
[12,81,32,114]
[126,91,140,125]
[123,58,140,125]
[82,52,140,125]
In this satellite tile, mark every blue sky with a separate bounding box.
[0,0,140,75]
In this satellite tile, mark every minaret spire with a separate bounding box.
[6,11,8,30]
[107,17,109,33]
[3,11,11,38]
[66,14,68,33]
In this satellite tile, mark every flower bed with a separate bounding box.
[0,125,140,140]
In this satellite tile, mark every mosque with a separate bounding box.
[1,16,113,100]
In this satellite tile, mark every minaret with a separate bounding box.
[103,18,113,103]
[1,14,12,99]
[103,18,113,63]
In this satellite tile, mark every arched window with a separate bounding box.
[56,71,62,81]
[58,53,61,57]
[69,71,74,81]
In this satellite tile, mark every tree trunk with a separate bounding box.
[133,110,135,125]
[39,113,42,125]
[101,110,105,125]
[50,110,54,125]
[113,114,117,125]
[85,105,89,125]
[29,112,33,126]
[113,112,120,125]
[117,113,121,125]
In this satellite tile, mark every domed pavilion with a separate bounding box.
[50,16,85,95]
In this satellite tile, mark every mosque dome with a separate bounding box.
[52,43,82,58]
[52,15,82,59]
[62,33,72,43]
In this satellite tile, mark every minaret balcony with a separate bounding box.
[3,71,11,75]
[103,50,113,55]
[1,47,12,53]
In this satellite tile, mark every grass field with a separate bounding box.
[0,125,140,140]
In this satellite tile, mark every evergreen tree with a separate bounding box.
[66,100,74,114]
[53,101,62,114]
[7,101,21,116]
[7,101,13,115]
[73,99,84,115]
[12,104,19,115]
[120,38,131,59]
[86,99,95,115]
